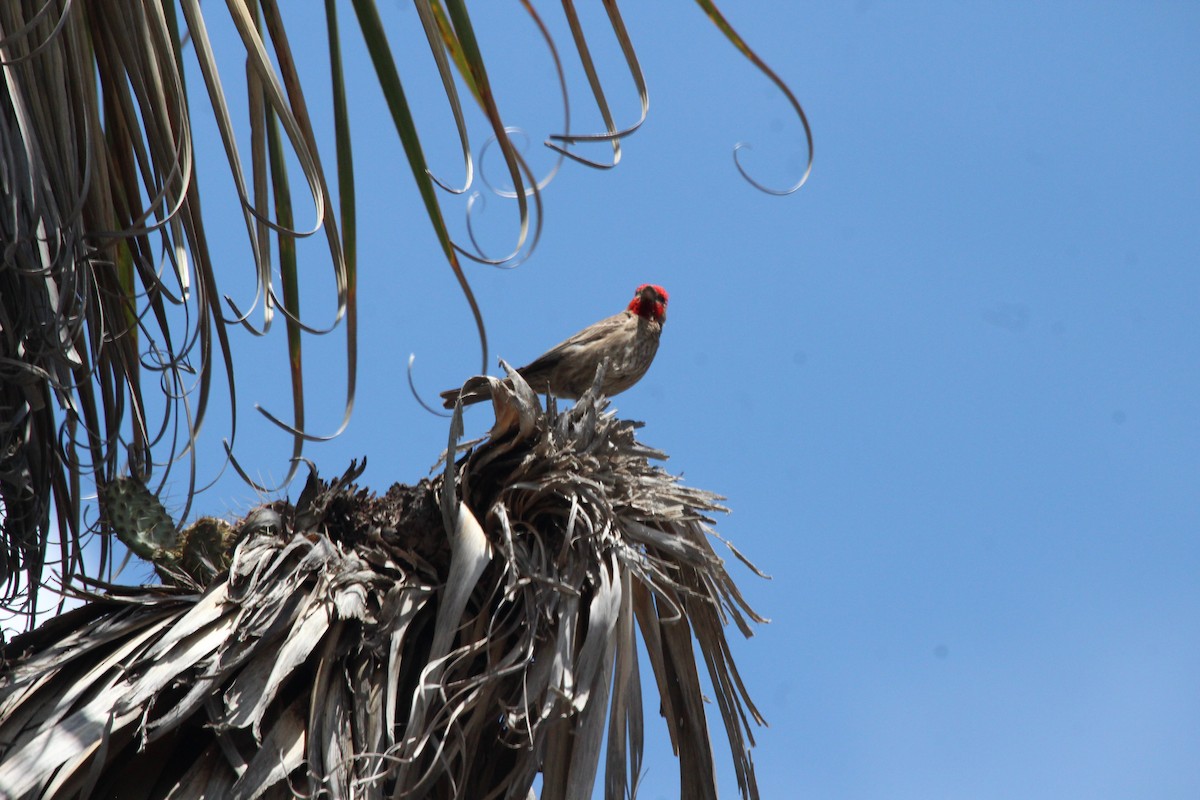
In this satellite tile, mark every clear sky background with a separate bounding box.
[181,3,1199,798]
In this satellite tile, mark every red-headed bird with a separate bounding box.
[441,283,668,408]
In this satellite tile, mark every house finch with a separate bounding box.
[441,283,668,408]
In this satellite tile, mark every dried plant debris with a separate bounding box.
[0,374,767,800]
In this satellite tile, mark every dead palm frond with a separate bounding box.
[0,0,807,633]
[0,369,768,799]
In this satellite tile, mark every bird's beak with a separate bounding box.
[639,286,658,303]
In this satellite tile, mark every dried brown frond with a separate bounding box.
[0,1,808,641]
[0,372,766,799]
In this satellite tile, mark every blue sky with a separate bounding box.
[183,3,1199,798]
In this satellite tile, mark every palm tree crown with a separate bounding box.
[0,369,767,799]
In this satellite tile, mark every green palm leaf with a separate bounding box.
[2,4,809,792]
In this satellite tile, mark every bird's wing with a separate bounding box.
[516,311,632,375]
[443,310,634,405]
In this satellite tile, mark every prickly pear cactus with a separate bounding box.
[99,477,178,561]
[99,478,236,585]
[175,516,237,583]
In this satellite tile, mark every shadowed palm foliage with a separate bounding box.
[0,371,768,799]
[1,0,808,795]
[0,0,809,629]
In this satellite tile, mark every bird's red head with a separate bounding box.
[628,284,668,323]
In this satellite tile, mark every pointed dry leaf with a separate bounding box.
[0,371,768,799]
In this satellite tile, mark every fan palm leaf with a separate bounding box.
[1,2,809,628]
[0,370,767,799]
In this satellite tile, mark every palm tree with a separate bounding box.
[0,2,809,797]
[0,374,770,797]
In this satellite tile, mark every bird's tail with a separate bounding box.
[440,377,493,409]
